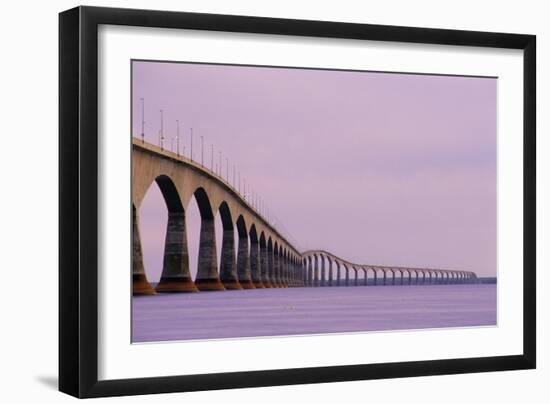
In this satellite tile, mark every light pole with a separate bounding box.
[200,135,204,166]
[226,158,229,181]
[190,128,193,161]
[159,109,164,150]
[218,151,221,176]
[140,98,145,143]
[211,144,214,171]
[176,120,180,156]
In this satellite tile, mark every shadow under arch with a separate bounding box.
[193,187,225,291]
[218,201,241,290]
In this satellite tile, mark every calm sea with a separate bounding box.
[132,284,496,343]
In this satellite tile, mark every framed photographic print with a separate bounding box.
[59,6,536,398]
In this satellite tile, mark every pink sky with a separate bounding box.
[132,60,496,282]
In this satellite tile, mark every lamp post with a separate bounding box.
[200,135,204,167]
[190,128,193,161]
[176,120,180,156]
[159,109,164,150]
[140,97,145,143]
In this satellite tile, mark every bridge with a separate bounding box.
[302,250,476,287]
[132,138,477,295]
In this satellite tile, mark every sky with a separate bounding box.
[132,60,497,282]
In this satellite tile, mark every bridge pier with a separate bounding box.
[288,256,293,287]
[250,239,264,288]
[295,259,298,287]
[275,246,285,288]
[271,247,278,287]
[320,256,326,286]
[307,257,312,286]
[280,253,288,287]
[314,255,320,287]
[292,258,298,287]
[267,244,276,287]
[195,217,225,291]
[277,251,283,287]
[237,230,255,289]
[219,225,242,290]
[287,257,292,287]
[132,207,155,295]
[260,241,272,287]
[155,211,198,293]
[299,259,304,286]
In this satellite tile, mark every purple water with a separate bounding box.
[132,284,496,343]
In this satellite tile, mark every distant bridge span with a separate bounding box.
[132,138,477,295]
[302,250,477,287]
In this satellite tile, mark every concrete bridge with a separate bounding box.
[133,139,303,294]
[302,250,476,287]
[132,138,477,295]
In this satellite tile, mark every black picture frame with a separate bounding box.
[59,5,536,398]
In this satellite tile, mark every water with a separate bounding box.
[132,284,496,343]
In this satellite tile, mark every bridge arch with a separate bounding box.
[389,268,396,285]
[360,267,367,286]
[217,201,240,290]
[342,264,350,286]
[193,187,225,291]
[140,175,199,294]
